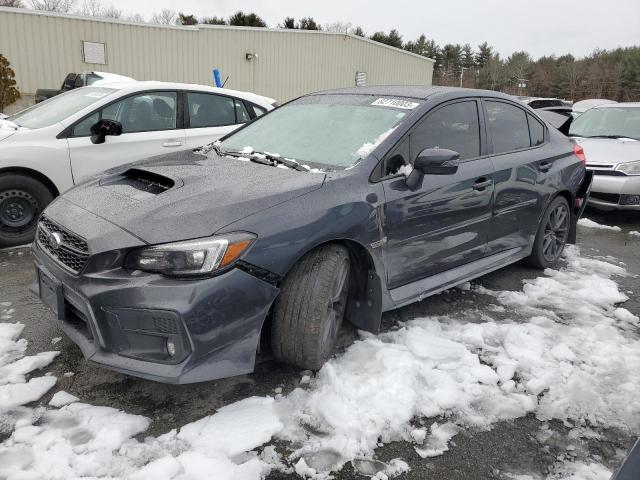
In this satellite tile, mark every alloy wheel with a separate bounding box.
[320,258,350,357]
[542,202,570,263]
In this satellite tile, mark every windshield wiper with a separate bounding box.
[221,148,308,172]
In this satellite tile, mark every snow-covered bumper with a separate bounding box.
[588,173,640,211]
[31,199,279,384]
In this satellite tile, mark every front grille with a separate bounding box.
[37,216,89,274]
[590,192,620,204]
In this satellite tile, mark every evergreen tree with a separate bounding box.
[299,17,321,30]
[0,54,20,112]
[475,42,493,69]
[202,16,226,25]
[228,11,267,27]
[178,12,198,25]
[280,16,296,29]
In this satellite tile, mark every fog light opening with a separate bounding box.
[166,339,176,357]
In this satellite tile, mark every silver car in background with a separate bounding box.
[569,103,640,210]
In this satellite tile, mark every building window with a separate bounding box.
[82,41,107,65]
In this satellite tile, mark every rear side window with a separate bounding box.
[528,114,545,146]
[235,99,251,123]
[253,105,267,117]
[100,91,177,133]
[187,93,238,128]
[485,101,530,154]
[410,101,481,160]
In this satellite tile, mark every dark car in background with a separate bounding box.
[32,86,591,384]
[35,71,134,103]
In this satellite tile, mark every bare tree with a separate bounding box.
[101,4,120,18]
[0,0,25,7]
[76,0,100,16]
[151,9,177,25]
[29,0,74,12]
[126,12,145,23]
[324,21,351,33]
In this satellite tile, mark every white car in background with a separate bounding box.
[569,102,640,210]
[0,81,276,247]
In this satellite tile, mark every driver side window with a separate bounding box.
[410,101,481,161]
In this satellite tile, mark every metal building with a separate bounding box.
[0,7,434,113]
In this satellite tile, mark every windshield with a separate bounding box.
[9,87,116,129]
[221,94,416,168]
[569,107,640,140]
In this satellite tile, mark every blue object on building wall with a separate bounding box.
[213,69,223,88]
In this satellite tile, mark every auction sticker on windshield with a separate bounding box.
[371,98,419,110]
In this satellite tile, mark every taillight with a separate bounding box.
[573,144,586,164]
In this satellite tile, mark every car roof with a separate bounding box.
[95,80,276,106]
[307,85,517,102]
[595,102,640,109]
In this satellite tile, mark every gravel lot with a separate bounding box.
[1,208,638,479]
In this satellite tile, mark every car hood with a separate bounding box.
[573,137,640,165]
[0,121,19,142]
[62,150,326,244]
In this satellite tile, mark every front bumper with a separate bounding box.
[32,201,279,384]
[588,174,640,211]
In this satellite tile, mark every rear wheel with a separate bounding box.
[527,196,571,269]
[271,244,350,370]
[0,174,53,248]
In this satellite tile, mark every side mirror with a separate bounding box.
[90,119,123,145]
[406,148,460,190]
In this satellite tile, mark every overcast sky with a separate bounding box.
[105,0,639,59]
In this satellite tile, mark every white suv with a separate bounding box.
[0,81,275,247]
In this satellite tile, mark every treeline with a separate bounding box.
[3,0,639,101]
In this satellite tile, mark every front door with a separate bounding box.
[67,90,185,183]
[380,99,495,289]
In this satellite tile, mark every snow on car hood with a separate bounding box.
[62,149,326,244]
[573,136,640,165]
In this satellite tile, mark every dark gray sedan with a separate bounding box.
[32,86,591,383]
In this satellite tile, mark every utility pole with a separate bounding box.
[459,67,468,88]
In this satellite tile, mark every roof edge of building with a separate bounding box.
[0,6,435,64]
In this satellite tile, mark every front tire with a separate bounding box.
[271,244,350,370]
[527,196,571,269]
[0,174,54,248]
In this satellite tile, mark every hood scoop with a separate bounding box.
[99,168,179,200]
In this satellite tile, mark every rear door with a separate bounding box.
[483,99,550,254]
[67,90,185,183]
[183,92,253,148]
[380,99,495,289]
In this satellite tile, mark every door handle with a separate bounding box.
[162,140,183,148]
[539,161,552,172]
[473,178,493,191]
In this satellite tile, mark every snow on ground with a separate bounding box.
[577,218,622,231]
[1,245,638,479]
[630,230,640,237]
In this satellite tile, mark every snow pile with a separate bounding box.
[577,218,622,231]
[629,230,640,237]
[274,246,638,472]
[0,322,58,410]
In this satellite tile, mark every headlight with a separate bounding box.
[124,233,255,277]
[615,160,640,175]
